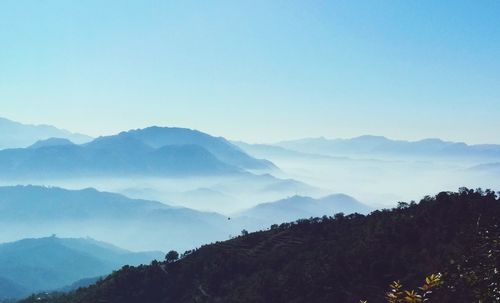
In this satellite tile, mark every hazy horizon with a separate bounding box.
[1,1,499,144]
[2,115,500,146]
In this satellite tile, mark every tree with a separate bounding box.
[397,201,409,209]
[241,229,249,236]
[165,250,179,263]
[334,212,345,220]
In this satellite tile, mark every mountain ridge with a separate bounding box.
[89,127,276,170]
[0,126,276,178]
[0,236,162,300]
[236,193,371,228]
[276,135,500,160]
[0,185,235,251]
[0,117,91,149]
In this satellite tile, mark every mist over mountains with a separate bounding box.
[235,136,500,207]
[28,138,75,149]
[0,119,498,302]
[2,1,497,300]
[1,116,498,210]
[276,135,500,161]
[240,194,371,219]
[0,185,367,251]
[0,126,275,178]
[0,117,91,149]
[1,116,499,208]
[100,127,275,170]
[0,185,234,251]
[236,194,372,230]
[0,236,161,300]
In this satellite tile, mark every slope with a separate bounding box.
[0,236,162,300]
[24,188,499,303]
[0,186,235,251]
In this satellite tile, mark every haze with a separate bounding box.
[1,2,500,300]
[1,0,499,144]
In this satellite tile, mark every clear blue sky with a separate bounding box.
[1,0,499,143]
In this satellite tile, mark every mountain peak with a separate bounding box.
[94,126,276,170]
[29,137,75,149]
[351,135,389,141]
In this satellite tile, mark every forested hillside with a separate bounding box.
[20,188,500,303]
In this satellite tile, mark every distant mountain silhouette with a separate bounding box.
[0,127,275,177]
[233,141,333,160]
[0,117,91,149]
[90,127,275,170]
[0,186,236,252]
[0,185,167,222]
[28,137,75,149]
[259,177,319,194]
[277,135,500,160]
[238,194,371,227]
[0,236,161,300]
[232,141,307,157]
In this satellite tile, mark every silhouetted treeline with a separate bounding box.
[19,188,500,303]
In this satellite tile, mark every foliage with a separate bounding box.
[165,251,179,263]
[433,217,500,301]
[18,188,500,303]
[361,273,442,303]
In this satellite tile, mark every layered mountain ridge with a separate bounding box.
[0,117,91,149]
[0,126,275,178]
[0,236,162,300]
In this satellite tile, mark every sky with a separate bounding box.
[0,0,499,144]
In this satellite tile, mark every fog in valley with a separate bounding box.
[0,120,499,300]
[2,138,496,214]
[0,135,498,253]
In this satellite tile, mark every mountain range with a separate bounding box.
[0,185,234,252]
[0,236,161,300]
[103,127,275,170]
[0,126,275,178]
[0,186,366,252]
[276,135,500,161]
[0,117,91,150]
